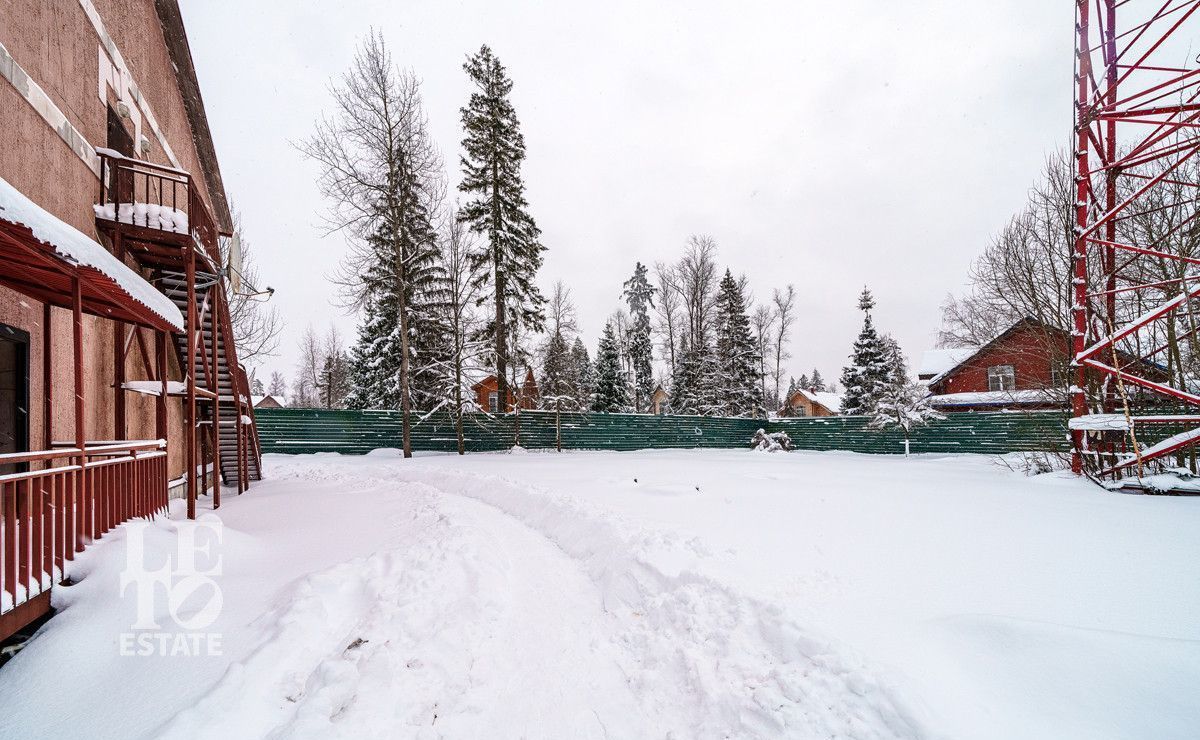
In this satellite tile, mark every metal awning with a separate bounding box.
[0,177,183,332]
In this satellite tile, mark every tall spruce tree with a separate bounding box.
[569,337,594,408]
[669,336,701,414]
[591,322,629,412]
[810,368,825,392]
[881,334,909,390]
[458,44,546,412]
[840,287,891,415]
[712,270,760,416]
[622,262,657,412]
[344,217,448,412]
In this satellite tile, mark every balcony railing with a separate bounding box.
[95,151,220,264]
[0,441,168,620]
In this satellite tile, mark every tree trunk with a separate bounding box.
[491,159,508,413]
[455,361,465,455]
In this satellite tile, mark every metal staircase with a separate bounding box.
[160,270,261,487]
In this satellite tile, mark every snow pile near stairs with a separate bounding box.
[154,462,925,739]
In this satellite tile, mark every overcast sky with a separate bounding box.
[180,0,1073,388]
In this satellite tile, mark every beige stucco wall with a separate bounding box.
[0,0,227,480]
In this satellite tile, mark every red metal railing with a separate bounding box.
[0,442,168,620]
[96,152,221,264]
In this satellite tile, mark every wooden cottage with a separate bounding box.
[472,370,541,412]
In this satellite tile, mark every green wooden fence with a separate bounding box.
[255,407,1076,456]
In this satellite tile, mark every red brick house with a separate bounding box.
[923,316,1166,411]
[472,370,540,412]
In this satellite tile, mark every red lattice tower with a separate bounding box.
[1072,0,1200,477]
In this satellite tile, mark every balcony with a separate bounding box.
[93,150,223,270]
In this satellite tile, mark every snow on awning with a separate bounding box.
[0,176,184,332]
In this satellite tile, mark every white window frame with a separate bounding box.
[988,365,1016,392]
[488,391,498,413]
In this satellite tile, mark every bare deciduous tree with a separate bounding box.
[771,285,796,412]
[433,210,487,454]
[653,261,682,370]
[298,30,443,457]
[751,303,776,410]
[223,212,282,366]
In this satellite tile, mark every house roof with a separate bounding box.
[919,347,978,380]
[153,0,233,232]
[925,317,1062,386]
[794,388,843,414]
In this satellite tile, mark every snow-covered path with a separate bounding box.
[150,462,919,739]
[1,449,1198,739]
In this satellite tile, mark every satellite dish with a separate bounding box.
[228,232,243,294]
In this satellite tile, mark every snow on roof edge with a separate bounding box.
[0,176,184,331]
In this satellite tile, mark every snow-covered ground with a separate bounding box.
[1,449,1198,739]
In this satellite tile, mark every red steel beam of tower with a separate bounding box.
[1072,0,1200,477]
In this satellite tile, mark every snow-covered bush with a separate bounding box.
[868,382,944,456]
[751,428,793,452]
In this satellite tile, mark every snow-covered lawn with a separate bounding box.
[2,449,1198,739]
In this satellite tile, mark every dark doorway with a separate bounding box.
[106,105,134,157]
[0,323,30,475]
[106,105,135,204]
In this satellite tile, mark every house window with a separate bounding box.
[0,324,30,475]
[488,391,498,413]
[988,365,1016,392]
[1050,366,1067,389]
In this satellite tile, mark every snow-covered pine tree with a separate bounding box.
[344,212,448,414]
[881,334,910,390]
[712,270,761,417]
[869,381,945,456]
[669,336,701,414]
[840,287,891,415]
[810,368,824,392]
[540,329,574,449]
[251,376,265,395]
[458,44,546,412]
[591,322,629,413]
[622,262,657,412]
[797,373,809,392]
[541,330,574,408]
[569,337,594,409]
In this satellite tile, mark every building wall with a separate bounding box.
[0,0,224,479]
[931,325,1067,396]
